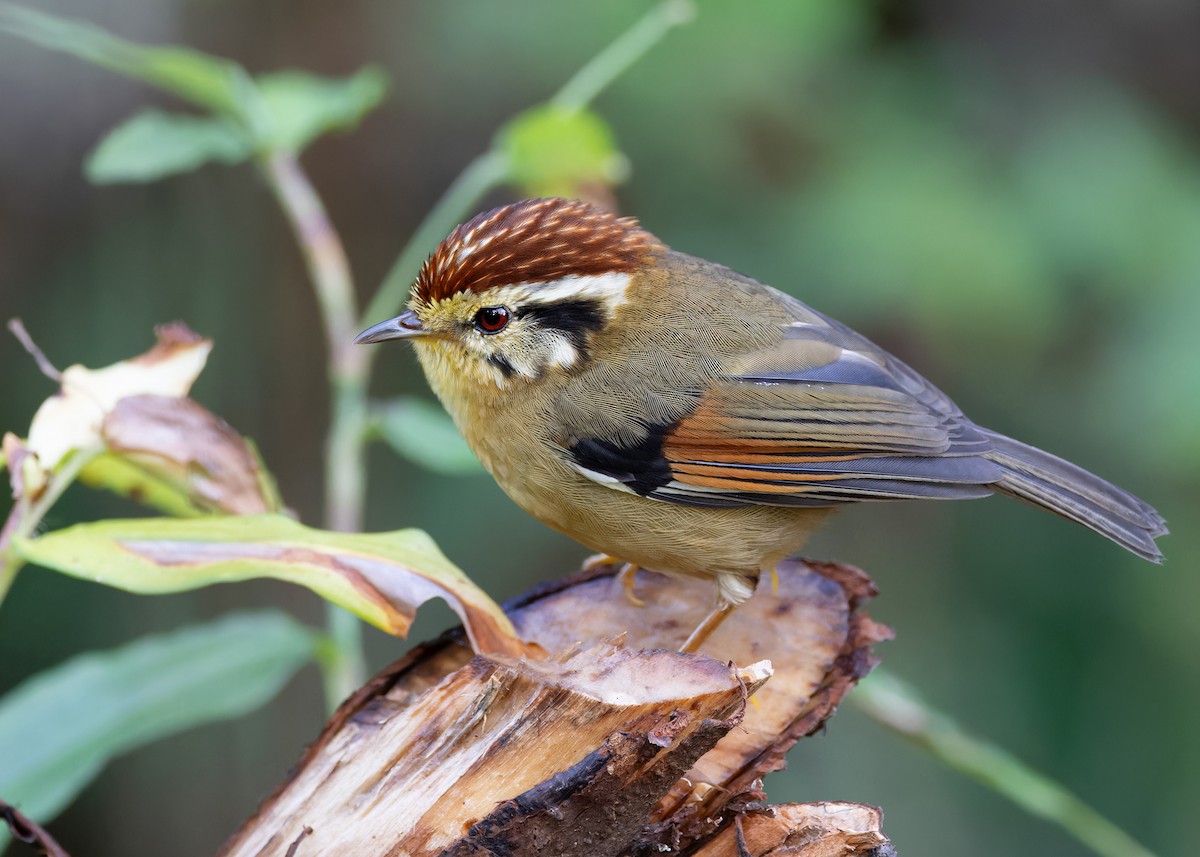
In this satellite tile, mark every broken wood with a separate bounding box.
[218,558,892,857]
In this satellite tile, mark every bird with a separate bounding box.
[356,197,1167,652]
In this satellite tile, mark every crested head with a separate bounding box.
[394,198,664,392]
[412,197,661,305]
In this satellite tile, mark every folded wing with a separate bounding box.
[570,313,1004,508]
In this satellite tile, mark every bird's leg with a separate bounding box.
[582,553,622,573]
[679,603,736,653]
[615,562,645,607]
[680,572,754,653]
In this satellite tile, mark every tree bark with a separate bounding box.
[219,559,893,856]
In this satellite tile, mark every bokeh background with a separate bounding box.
[2,1,1198,855]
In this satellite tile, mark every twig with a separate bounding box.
[1,801,72,857]
[7,319,62,382]
[852,669,1160,857]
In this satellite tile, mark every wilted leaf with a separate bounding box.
[2,432,42,501]
[372,397,482,475]
[25,323,211,474]
[256,67,388,153]
[0,611,315,843]
[15,515,522,656]
[97,395,278,515]
[0,4,251,114]
[497,104,628,198]
[86,109,250,183]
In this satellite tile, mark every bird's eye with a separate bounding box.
[474,306,510,334]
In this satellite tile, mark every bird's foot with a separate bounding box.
[615,563,645,608]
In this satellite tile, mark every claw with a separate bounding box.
[616,563,645,608]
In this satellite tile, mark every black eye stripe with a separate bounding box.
[518,299,605,350]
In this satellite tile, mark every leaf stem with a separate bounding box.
[852,669,1160,857]
[0,449,96,606]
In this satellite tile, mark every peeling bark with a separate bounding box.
[218,559,892,857]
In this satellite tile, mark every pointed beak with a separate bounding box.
[354,310,426,345]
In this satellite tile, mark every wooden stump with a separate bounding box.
[219,559,893,856]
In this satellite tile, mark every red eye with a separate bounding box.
[474,306,510,333]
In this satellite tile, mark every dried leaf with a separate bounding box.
[14,515,521,656]
[2,432,40,500]
[98,394,277,514]
[25,323,211,473]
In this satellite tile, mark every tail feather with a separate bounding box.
[982,430,1167,562]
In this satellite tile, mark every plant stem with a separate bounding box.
[852,669,1160,857]
[365,150,510,331]
[551,0,696,113]
[261,151,367,707]
[364,0,695,331]
[262,152,362,377]
[0,449,95,605]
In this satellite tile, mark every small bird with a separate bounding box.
[357,198,1166,651]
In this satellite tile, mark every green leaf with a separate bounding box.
[372,397,482,475]
[15,515,521,656]
[497,104,628,198]
[0,611,315,840]
[0,4,252,115]
[77,453,206,517]
[85,109,250,183]
[256,67,388,153]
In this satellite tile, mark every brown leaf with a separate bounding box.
[101,395,275,515]
[2,433,37,501]
[21,322,212,477]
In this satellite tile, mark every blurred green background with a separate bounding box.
[1,1,1197,855]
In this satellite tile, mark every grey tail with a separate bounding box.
[982,430,1167,563]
